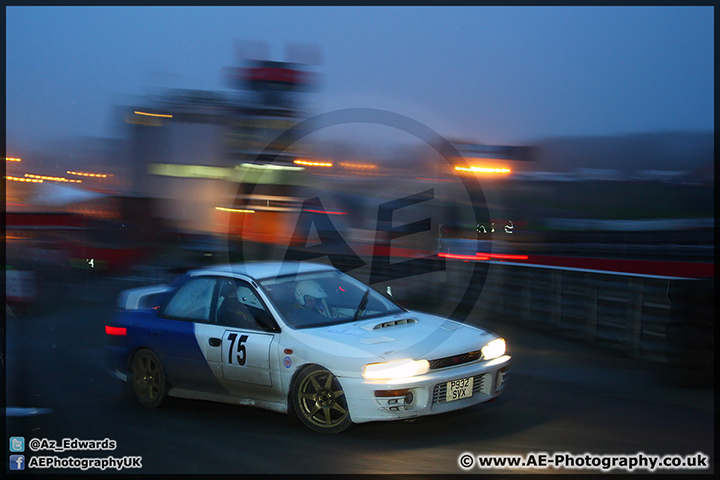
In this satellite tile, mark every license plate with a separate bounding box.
[446,376,474,402]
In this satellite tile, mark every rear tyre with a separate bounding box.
[130,349,170,408]
[291,365,352,433]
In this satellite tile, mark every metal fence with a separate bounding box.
[476,264,675,362]
[470,260,714,381]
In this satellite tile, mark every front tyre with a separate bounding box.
[130,349,170,408]
[292,365,352,433]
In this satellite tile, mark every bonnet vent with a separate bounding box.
[372,318,417,330]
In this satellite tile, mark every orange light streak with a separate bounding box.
[294,159,333,167]
[339,162,377,170]
[66,171,110,178]
[134,111,173,118]
[25,174,82,183]
[454,166,511,174]
[5,175,43,183]
[215,207,255,213]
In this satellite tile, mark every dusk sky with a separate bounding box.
[5,6,714,149]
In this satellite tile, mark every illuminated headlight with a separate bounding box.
[481,338,506,360]
[363,359,430,379]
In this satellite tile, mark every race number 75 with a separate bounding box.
[226,333,249,366]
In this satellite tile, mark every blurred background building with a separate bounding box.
[6,40,714,277]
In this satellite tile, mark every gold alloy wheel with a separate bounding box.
[131,349,168,408]
[294,366,352,433]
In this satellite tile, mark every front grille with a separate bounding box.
[432,373,486,404]
[428,350,482,370]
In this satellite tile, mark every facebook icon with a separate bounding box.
[10,454,25,470]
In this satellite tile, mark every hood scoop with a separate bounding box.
[361,317,417,331]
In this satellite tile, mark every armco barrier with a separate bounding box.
[474,259,714,385]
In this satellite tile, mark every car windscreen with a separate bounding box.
[258,270,404,329]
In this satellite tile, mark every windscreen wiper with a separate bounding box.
[352,288,370,321]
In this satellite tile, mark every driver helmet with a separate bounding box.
[295,280,327,306]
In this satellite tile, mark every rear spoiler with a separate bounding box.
[117,284,172,310]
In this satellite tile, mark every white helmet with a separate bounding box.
[295,280,327,306]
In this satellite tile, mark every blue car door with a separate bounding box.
[154,276,227,393]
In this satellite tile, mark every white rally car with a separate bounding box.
[105,261,510,433]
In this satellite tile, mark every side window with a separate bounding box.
[162,277,216,322]
[215,277,276,331]
[237,285,263,309]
